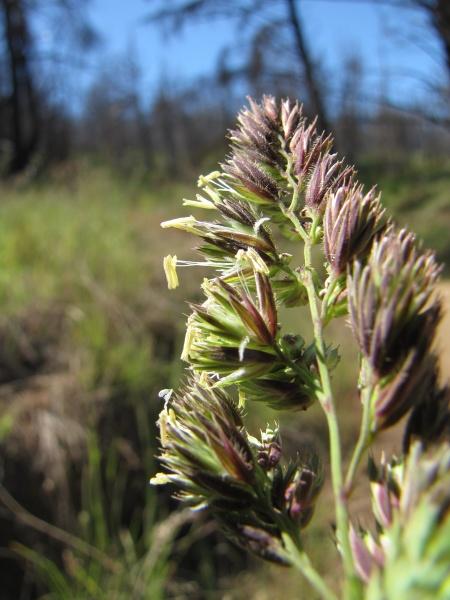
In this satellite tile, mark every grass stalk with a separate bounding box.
[282,532,338,600]
[345,382,375,494]
[284,209,356,592]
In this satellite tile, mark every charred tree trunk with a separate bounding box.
[432,0,450,76]
[285,0,330,133]
[2,0,39,174]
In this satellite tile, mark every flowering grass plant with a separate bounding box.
[152,97,450,600]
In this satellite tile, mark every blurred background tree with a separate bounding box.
[0,0,448,179]
[0,0,99,175]
[146,0,331,132]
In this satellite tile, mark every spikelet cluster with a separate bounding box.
[348,229,441,431]
[350,442,450,599]
[223,96,352,221]
[152,379,323,563]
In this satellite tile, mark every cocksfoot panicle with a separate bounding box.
[154,96,449,599]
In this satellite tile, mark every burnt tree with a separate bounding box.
[1,0,39,174]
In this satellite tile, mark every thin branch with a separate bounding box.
[285,0,330,132]
[302,0,420,8]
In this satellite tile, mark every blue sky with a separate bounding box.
[37,0,445,110]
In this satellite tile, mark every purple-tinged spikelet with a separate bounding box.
[182,273,319,407]
[224,152,281,203]
[348,229,441,378]
[347,228,442,431]
[374,353,438,432]
[282,460,323,527]
[304,154,351,211]
[324,184,387,276]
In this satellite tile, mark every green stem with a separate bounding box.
[280,206,308,243]
[289,219,355,586]
[320,276,345,326]
[345,384,375,494]
[321,277,338,319]
[288,185,300,213]
[282,533,338,600]
[281,209,361,597]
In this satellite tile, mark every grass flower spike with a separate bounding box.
[154,97,449,600]
[153,378,324,565]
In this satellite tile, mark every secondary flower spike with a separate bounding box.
[151,378,324,564]
[347,229,441,378]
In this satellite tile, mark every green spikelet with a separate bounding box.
[353,442,450,600]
